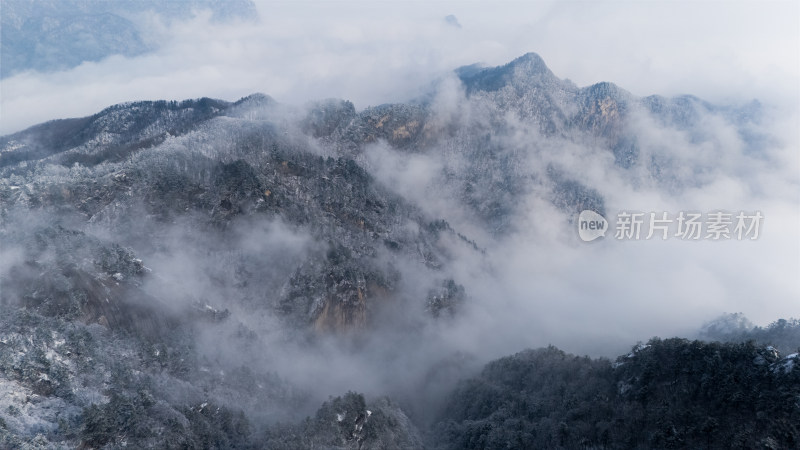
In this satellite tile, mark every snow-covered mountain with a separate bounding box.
[0,53,796,448]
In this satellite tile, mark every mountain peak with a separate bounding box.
[456,52,557,94]
[509,52,549,73]
[233,92,274,106]
[583,81,633,102]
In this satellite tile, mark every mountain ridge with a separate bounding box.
[0,52,793,449]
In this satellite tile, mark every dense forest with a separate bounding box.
[432,333,799,449]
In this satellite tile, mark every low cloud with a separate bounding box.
[354,78,800,359]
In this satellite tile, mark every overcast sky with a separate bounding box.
[1,0,798,135]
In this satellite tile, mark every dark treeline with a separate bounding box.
[430,337,799,450]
